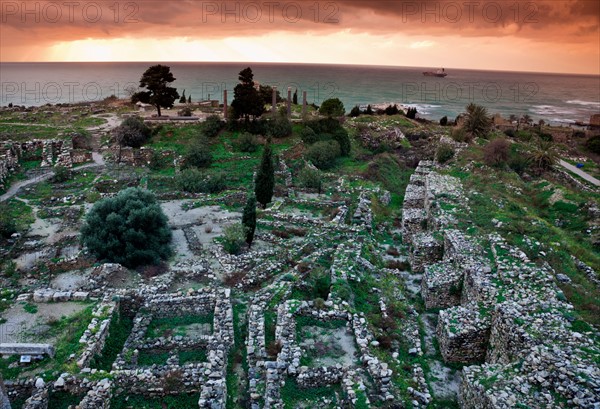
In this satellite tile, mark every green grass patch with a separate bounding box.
[90,309,134,371]
[137,350,169,366]
[280,377,341,409]
[111,393,200,409]
[146,314,214,339]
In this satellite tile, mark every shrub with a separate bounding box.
[184,138,212,168]
[114,116,151,148]
[177,168,225,193]
[299,126,319,145]
[585,135,600,154]
[149,150,171,170]
[0,205,17,240]
[504,129,516,138]
[331,128,351,156]
[319,98,345,117]
[298,166,323,191]
[508,150,530,175]
[406,107,417,119]
[464,103,492,138]
[265,116,292,138]
[349,105,361,117]
[384,104,400,115]
[451,127,469,142]
[528,139,557,171]
[222,223,247,255]
[202,115,225,138]
[306,140,341,170]
[436,143,455,163]
[234,132,260,153]
[52,165,71,183]
[178,107,192,117]
[80,187,172,268]
[483,138,510,167]
[439,116,448,126]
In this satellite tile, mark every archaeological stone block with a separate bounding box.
[409,233,443,274]
[437,306,491,364]
[421,262,463,309]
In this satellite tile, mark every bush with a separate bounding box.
[297,166,323,191]
[299,126,319,145]
[306,140,341,170]
[504,129,516,138]
[331,128,351,156]
[234,132,260,153]
[265,116,292,138]
[201,115,225,138]
[384,104,400,115]
[222,223,247,255]
[436,143,455,163]
[149,150,172,170]
[439,116,448,126]
[585,135,600,154]
[406,107,417,119]
[178,107,192,117]
[0,203,17,239]
[184,138,212,168]
[464,103,492,138]
[52,165,71,183]
[508,150,530,175]
[483,138,510,167]
[450,127,469,143]
[177,168,225,193]
[349,105,361,117]
[114,116,151,148]
[319,98,345,117]
[80,187,172,268]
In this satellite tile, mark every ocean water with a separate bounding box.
[1,62,599,125]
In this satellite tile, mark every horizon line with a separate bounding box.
[1,60,599,77]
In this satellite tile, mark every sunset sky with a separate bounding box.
[1,0,599,74]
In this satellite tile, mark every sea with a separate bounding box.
[1,62,599,125]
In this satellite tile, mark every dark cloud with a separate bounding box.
[0,0,598,46]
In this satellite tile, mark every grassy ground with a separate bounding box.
[446,142,600,326]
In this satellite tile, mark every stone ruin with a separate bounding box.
[402,160,600,408]
[0,140,92,189]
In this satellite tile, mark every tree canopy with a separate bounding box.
[80,188,172,268]
[255,141,275,208]
[131,65,179,117]
[319,98,345,117]
[231,67,264,120]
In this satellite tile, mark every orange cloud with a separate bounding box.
[0,0,598,73]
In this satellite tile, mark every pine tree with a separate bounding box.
[254,141,274,208]
[366,104,374,115]
[242,194,257,247]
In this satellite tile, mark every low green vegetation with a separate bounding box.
[145,314,214,338]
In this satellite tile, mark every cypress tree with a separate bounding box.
[293,89,298,105]
[179,90,187,104]
[242,194,257,247]
[255,141,274,208]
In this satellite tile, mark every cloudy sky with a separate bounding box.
[1,0,599,74]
